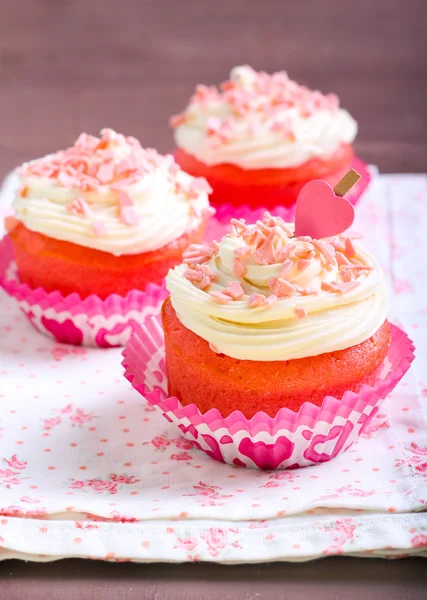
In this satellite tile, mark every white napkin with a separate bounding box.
[0,172,426,562]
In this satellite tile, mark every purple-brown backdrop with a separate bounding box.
[0,0,426,179]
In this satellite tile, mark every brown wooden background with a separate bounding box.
[0,0,426,181]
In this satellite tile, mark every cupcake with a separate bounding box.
[7,128,213,300]
[171,65,358,210]
[163,212,389,418]
[123,178,414,468]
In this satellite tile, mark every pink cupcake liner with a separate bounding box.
[122,315,415,470]
[213,156,373,224]
[0,235,168,347]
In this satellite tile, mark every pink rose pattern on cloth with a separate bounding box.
[0,174,426,562]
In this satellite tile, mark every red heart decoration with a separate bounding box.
[294,180,355,239]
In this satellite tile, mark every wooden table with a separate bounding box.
[0,558,426,599]
[0,0,426,597]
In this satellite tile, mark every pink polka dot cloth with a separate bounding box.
[0,173,426,563]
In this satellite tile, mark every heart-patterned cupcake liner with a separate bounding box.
[122,314,414,470]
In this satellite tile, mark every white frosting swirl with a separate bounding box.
[14,130,211,256]
[166,221,387,361]
[173,66,358,169]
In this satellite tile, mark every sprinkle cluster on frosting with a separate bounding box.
[18,129,213,231]
[170,65,340,145]
[182,212,372,318]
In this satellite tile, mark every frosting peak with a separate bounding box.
[171,65,358,169]
[166,212,387,361]
[14,129,212,256]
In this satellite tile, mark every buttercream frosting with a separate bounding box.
[166,212,387,361]
[172,65,357,169]
[14,129,212,256]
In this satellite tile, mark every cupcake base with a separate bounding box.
[122,315,415,470]
[162,297,392,418]
[6,219,207,300]
[175,146,371,211]
[0,236,167,347]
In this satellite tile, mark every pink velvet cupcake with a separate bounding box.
[171,65,358,210]
[123,176,414,468]
[1,129,214,346]
[7,129,213,299]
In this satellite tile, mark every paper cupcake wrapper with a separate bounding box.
[122,315,414,470]
[213,156,373,224]
[0,236,168,347]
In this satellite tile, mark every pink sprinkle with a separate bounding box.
[67,197,92,217]
[344,237,356,258]
[255,219,272,236]
[294,307,308,319]
[97,160,115,184]
[321,281,339,292]
[92,221,107,236]
[209,291,232,304]
[281,259,294,276]
[314,240,337,267]
[233,246,251,259]
[201,264,215,279]
[220,80,234,91]
[199,276,212,290]
[280,243,297,260]
[116,158,135,175]
[263,294,278,308]
[293,283,317,296]
[183,269,203,283]
[120,206,139,226]
[193,84,219,105]
[248,229,267,249]
[340,268,353,283]
[233,259,247,278]
[268,277,294,298]
[210,241,220,255]
[273,218,294,237]
[183,243,216,266]
[224,281,245,300]
[74,132,97,149]
[230,218,249,233]
[119,190,133,207]
[206,117,222,135]
[57,171,77,188]
[336,251,351,266]
[330,237,345,252]
[348,264,373,273]
[294,244,315,258]
[169,113,187,128]
[337,281,360,294]
[296,258,311,272]
[254,231,277,265]
[248,294,266,308]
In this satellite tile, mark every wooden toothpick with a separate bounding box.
[334,169,361,197]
